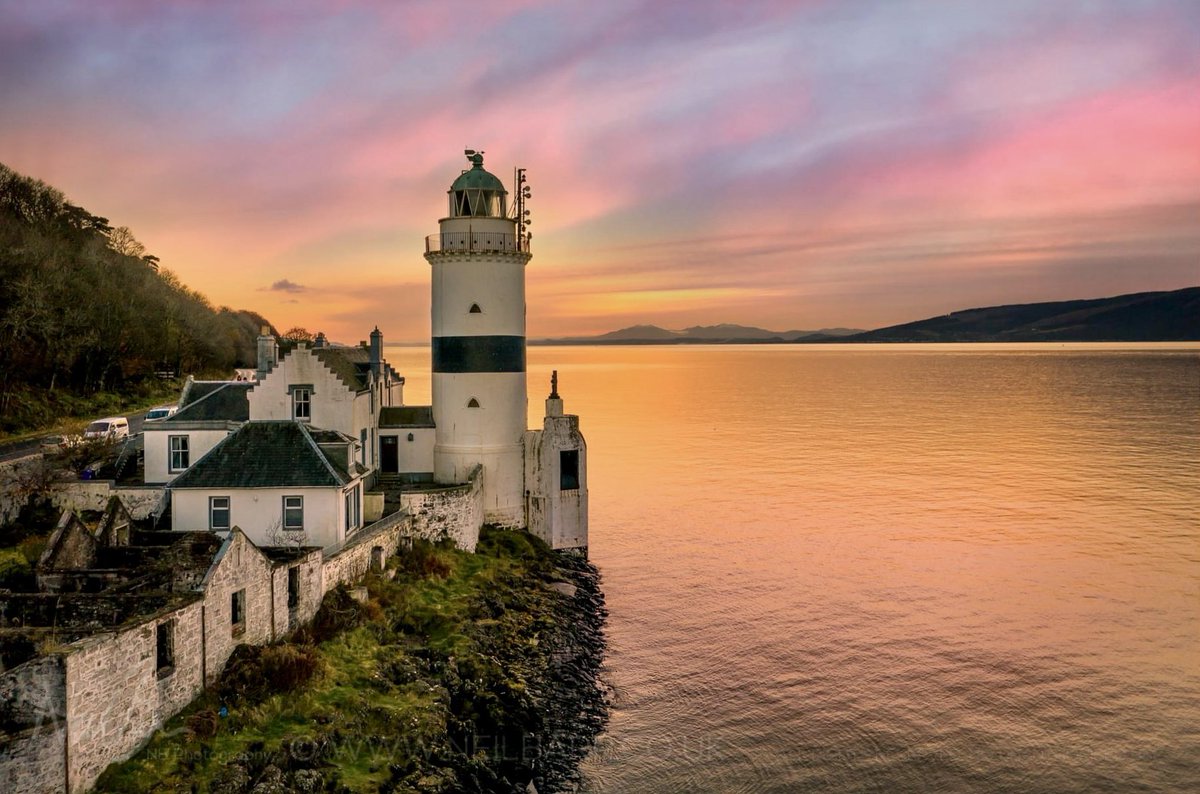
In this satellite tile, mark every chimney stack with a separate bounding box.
[256,326,277,382]
[369,326,383,378]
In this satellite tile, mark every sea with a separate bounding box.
[387,343,1200,793]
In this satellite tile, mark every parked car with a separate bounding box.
[145,405,178,422]
[83,417,130,440]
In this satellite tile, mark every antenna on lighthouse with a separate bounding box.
[513,167,531,251]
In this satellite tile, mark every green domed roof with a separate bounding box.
[450,152,507,193]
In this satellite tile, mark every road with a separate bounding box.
[0,412,148,464]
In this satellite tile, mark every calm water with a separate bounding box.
[388,343,1200,793]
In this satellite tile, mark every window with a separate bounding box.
[345,486,360,532]
[467,397,480,408]
[469,303,482,313]
[156,621,175,674]
[282,495,304,531]
[231,589,245,635]
[560,450,580,490]
[209,496,231,530]
[287,567,300,609]
[293,388,311,420]
[360,429,367,465]
[169,435,189,472]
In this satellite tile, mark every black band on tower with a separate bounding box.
[432,336,526,373]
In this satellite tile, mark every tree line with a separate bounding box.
[0,162,273,432]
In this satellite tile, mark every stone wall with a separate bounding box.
[399,465,482,552]
[0,724,64,794]
[321,509,412,591]
[0,508,418,792]
[63,600,205,793]
[269,551,324,637]
[47,482,165,521]
[0,654,66,794]
[199,531,276,687]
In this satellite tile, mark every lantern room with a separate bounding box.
[448,150,508,218]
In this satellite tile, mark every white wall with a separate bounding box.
[171,487,347,549]
[430,253,526,338]
[432,371,526,525]
[524,405,589,549]
[248,346,372,462]
[383,428,435,474]
[144,426,234,484]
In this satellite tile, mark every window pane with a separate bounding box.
[211,497,230,529]
[283,496,303,530]
[293,389,311,419]
[170,435,190,471]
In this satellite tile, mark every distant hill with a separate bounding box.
[537,323,865,345]
[843,287,1200,343]
[592,324,681,341]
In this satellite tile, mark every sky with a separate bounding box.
[2,0,1198,342]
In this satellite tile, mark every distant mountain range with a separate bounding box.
[531,287,1200,345]
[534,323,865,345]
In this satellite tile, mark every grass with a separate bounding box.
[95,528,590,794]
[0,377,183,443]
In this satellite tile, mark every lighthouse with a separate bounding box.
[424,150,530,527]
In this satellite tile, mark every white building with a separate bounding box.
[158,151,589,552]
[168,421,366,550]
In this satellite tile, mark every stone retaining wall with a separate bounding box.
[399,465,482,552]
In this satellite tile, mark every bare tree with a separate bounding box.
[107,225,146,258]
[281,327,314,343]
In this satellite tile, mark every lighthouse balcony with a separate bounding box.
[425,231,530,255]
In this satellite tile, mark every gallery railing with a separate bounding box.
[424,231,530,255]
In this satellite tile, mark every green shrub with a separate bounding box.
[217,643,323,704]
[395,540,452,579]
[186,708,219,740]
[0,548,33,590]
[293,585,374,645]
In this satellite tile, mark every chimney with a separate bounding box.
[314,331,327,349]
[369,326,383,378]
[256,326,278,382]
[546,369,564,417]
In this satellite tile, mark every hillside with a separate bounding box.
[844,288,1200,343]
[0,162,273,433]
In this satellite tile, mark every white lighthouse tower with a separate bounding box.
[424,150,530,527]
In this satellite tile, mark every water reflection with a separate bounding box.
[387,343,1200,793]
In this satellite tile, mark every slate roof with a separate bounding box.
[169,382,252,422]
[169,421,359,489]
[180,381,228,407]
[312,346,372,391]
[379,406,435,428]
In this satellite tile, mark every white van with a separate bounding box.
[84,417,130,440]
[145,405,178,422]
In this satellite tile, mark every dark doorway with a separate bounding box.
[381,436,399,473]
